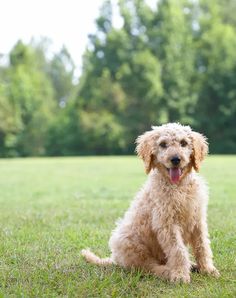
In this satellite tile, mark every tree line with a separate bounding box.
[0,0,236,157]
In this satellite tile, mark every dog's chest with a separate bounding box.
[155,184,199,228]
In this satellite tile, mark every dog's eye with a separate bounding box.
[159,142,167,148]
[180,140,188,147]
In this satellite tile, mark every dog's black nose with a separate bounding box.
[171,156,181,166]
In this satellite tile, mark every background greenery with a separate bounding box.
[1,0,236,157]
[0,156,235,296]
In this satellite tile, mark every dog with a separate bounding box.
[81,123,220,283]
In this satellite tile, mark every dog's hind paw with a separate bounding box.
[169,271,191,283]
[200,265,220,278]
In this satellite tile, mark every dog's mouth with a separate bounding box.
[167,167,183,184]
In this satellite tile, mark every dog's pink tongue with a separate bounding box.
[169,168,181,184]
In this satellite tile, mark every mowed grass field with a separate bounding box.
[0,156,235,297]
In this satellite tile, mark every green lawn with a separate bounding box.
[0,156,235,297]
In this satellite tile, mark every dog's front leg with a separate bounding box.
[190,223,220,277]
[154,224,191,283]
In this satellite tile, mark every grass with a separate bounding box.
[0,156,235,297]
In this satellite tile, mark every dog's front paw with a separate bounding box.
[200,265,220,278]
[169,270,191,283]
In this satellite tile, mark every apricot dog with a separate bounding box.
[82,123,219,283]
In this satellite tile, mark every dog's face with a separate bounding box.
[136,123,208,184]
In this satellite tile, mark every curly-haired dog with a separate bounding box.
[81,123,219,283]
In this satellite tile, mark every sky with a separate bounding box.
[0,0,156,76]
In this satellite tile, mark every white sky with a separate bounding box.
[0,0,157,77]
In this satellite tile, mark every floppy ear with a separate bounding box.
[135,130,157,174]
[191,131,208,172]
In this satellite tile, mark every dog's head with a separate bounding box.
[136,123,208,184]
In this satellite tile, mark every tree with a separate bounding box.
[195,0,236,152]
[147,0,196,123]
[47,46,75,107]
[6,41,56,156]
[77,0,163,153]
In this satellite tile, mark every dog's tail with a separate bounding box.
[81,249,114,266]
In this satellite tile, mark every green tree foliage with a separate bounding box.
[76,0,236,154]
[1,41,56,156]
[0,80,19,156]
[47,46,75,106]
[0,0,236,156]
[78,0,163,152]
[45,102,83,156]
[149,0,196,123]
[195,0,236,152]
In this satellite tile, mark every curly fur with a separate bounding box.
[81,123,219,283]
